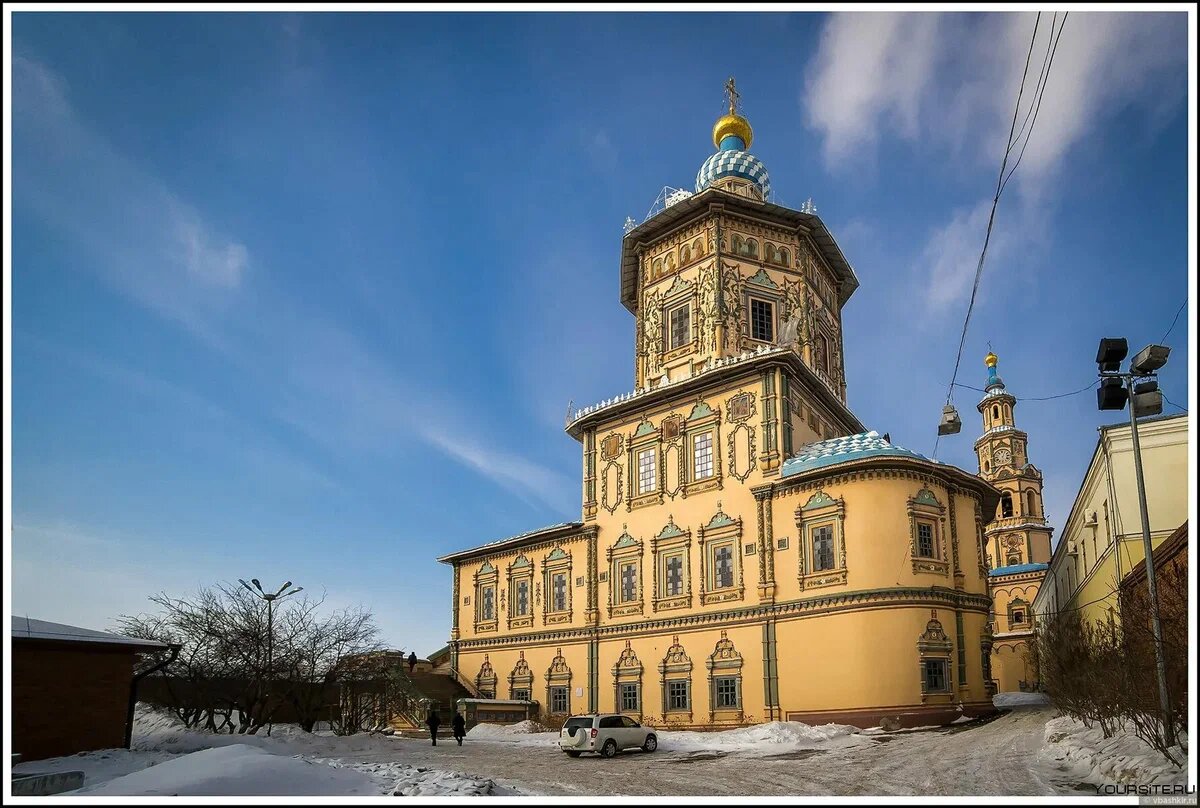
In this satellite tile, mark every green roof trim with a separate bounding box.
[746,268,779,289]
[634,419,657,437]
[613,527,639,549]
[687,402,714,421]
[479,560,496,574]
[913,488,941,507]
[546,547,568,561]
[511,555,531,569]
[657,517,685,539]
[802,491,837,511]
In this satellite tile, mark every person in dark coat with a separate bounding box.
[408,651,417,673]
[425,709,441,746]
[451,711,466,746]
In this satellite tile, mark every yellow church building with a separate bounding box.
[437,83,1003,730]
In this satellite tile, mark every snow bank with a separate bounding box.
[467,720,553,739]
[658,720,858,753]
[994,692,1051,708]
[1038,716,1188,787]
[74,745,382,796]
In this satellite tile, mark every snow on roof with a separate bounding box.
[781,430,934,477]
[988,562,1049,577]
[11,616,169,649]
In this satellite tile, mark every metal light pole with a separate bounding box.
[239,578,303,737]
[1095,339,1176,748]
[1122,376,1176,748]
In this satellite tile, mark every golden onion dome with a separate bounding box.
[985,351,999,368]
[712,113,753,150]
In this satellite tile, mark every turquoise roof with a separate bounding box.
[781,430,933,477]
[988,562,1048,577]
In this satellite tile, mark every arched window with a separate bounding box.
[680,244,692,264]
[992,405,1000,421]
[983,460,991,474]
[1026,490,1037,517]
[652,259,663,279]
[1000,492,1013,518]
[779,248,790,266]
[731,235,744,254]
[1004,404,1012,421]
[693,237,704,257]
[745,238,759,258]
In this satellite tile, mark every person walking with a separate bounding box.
[451,710,466,747]
[425,708,441,746]
[408,651,417,673]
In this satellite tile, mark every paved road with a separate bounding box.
[336,705,1077,797]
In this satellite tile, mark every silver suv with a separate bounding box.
[559,713,657,758]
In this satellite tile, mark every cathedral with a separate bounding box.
[438,82,1008,729]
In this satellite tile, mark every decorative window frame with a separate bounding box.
[658,636,693,722]
[651,516,692,612]
[725,391,756,424]
[796,491,848,590]
[628,420,663,511]
[705,631,744,723]
[662,282,696,362]
[1007,597,1031,631]
[546,649,572,717]
[683,401,722,496]
[473,561,499,633]
[542,547,573,625]
[917,611,954,703]
[698,504,745,605]
[612,640,644,719]
[506,555,534,630]
[475,654,497,698]
[607,526,644,618]
[744,290,781,346]
[508,651,533,700]
[908,488,950,576]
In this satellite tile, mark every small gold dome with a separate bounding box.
[713,113,753,150]
[985,351,998,368]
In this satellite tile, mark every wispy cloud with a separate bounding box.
[803,12,1186,312]
[13,53,572,514]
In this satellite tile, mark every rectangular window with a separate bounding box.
[917,522,935,558]
[481,586,495,621]
[620,683,639,712]
[923,659,948,693]
[750,299,774,342]
[715,677,739,709]
[551,573,567,612]
[812,525,834,572]
[665,554,684,597]
[777,537,789,551]
[620,562,638,603]
[667,680,690,711]
[714,545,734,589]
[668,304,690,351]
[550,686,569,714]
[693,432,714,480]
[513,688,530,702]
[637,448,657,494]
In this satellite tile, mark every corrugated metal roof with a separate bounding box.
[11,617,169,649]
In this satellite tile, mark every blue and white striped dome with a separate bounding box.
[695,149,771,199]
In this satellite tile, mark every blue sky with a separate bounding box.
[9,11,1191,654]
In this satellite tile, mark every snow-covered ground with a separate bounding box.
[13,705,520,797]
[994,692,1052,708]
[1037,716,1189,788]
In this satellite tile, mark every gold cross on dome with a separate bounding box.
[725,76,740,114]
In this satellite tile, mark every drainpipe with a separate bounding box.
[126,643,181,749]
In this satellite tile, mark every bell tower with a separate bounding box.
[974,351,1053,568]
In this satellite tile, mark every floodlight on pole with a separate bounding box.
[1092,336,1176,747]
[240,577,302,738]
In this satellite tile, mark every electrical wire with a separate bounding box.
[934,14,1049,459]
[1161,393,1188,413]
[1159,298,1187,345]
[952,379,1099,401]
[998,13,1069,197]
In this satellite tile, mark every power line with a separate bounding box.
[934,14,1048,458]
[998,13,1069,197]
[1159,298,1187,345]
[1161,392,1188,413]
[953,379,1098,401]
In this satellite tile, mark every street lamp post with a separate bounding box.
[239,578,303,737]
[1095,338,1176,748]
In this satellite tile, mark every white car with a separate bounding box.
[559,713,658,758]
